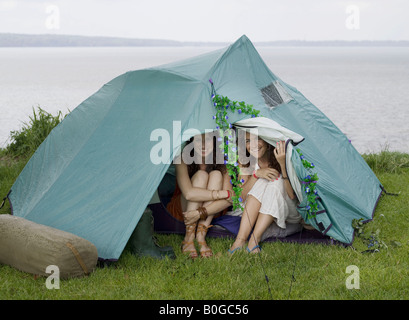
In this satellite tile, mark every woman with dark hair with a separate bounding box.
[167,132,232,259]
[227,131,301,253]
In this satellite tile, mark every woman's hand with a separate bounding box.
[274,141,286,168]
[226,194,233,204]
[255,168,280,181]
[220,189,233,204]
[183,210,200,225]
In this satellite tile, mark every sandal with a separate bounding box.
[228,247,242,254]
[182,223,198,259]
[246,245,261,253]
[228,237,247,255]
[196,224,213,258]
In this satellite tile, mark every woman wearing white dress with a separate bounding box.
[227,132,301,253]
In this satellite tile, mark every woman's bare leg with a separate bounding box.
[182,170,209,212]
[247,213,275,253]
[181,170,209,257]
[201,170,223,225]
[196,170,223,257]
[229,195,261,252]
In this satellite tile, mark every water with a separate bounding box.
[1,46,408,153]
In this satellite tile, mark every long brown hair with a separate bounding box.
[264,143,282,173]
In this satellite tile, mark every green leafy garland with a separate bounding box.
[210,79,260,210]
[296,148,319,219]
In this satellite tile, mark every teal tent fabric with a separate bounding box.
[8,35,382,260]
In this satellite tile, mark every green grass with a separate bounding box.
[0,108,408,300]
[362,147,409,174]
[4,106,66,158]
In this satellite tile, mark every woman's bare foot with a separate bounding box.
[196,224,213,258]
[247,236,261,254]
[228,237,246,254]
[181,241,198,259]
[197,240,212,258]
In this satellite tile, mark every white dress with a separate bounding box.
[227,167,303,240]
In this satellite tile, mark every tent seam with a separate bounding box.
[148,67,201,83]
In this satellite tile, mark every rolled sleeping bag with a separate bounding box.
[0,214,98,279]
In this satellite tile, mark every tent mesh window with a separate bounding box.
[261,81,293,108]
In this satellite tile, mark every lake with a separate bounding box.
[1,46,408,153]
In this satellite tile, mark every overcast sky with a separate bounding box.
[1,0,408,42]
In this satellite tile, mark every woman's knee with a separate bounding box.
[247,194,261,206]
[263,182,283,198]
[207,170,223,190]
[208,170,222,182]
[191,170,209,187]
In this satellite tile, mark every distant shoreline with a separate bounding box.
[1,33,409,47]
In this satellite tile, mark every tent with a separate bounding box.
[6,35,383,260]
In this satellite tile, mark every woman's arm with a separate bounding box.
[281,169,296,200]
[274,141,296,200]
[175,162,229,202]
